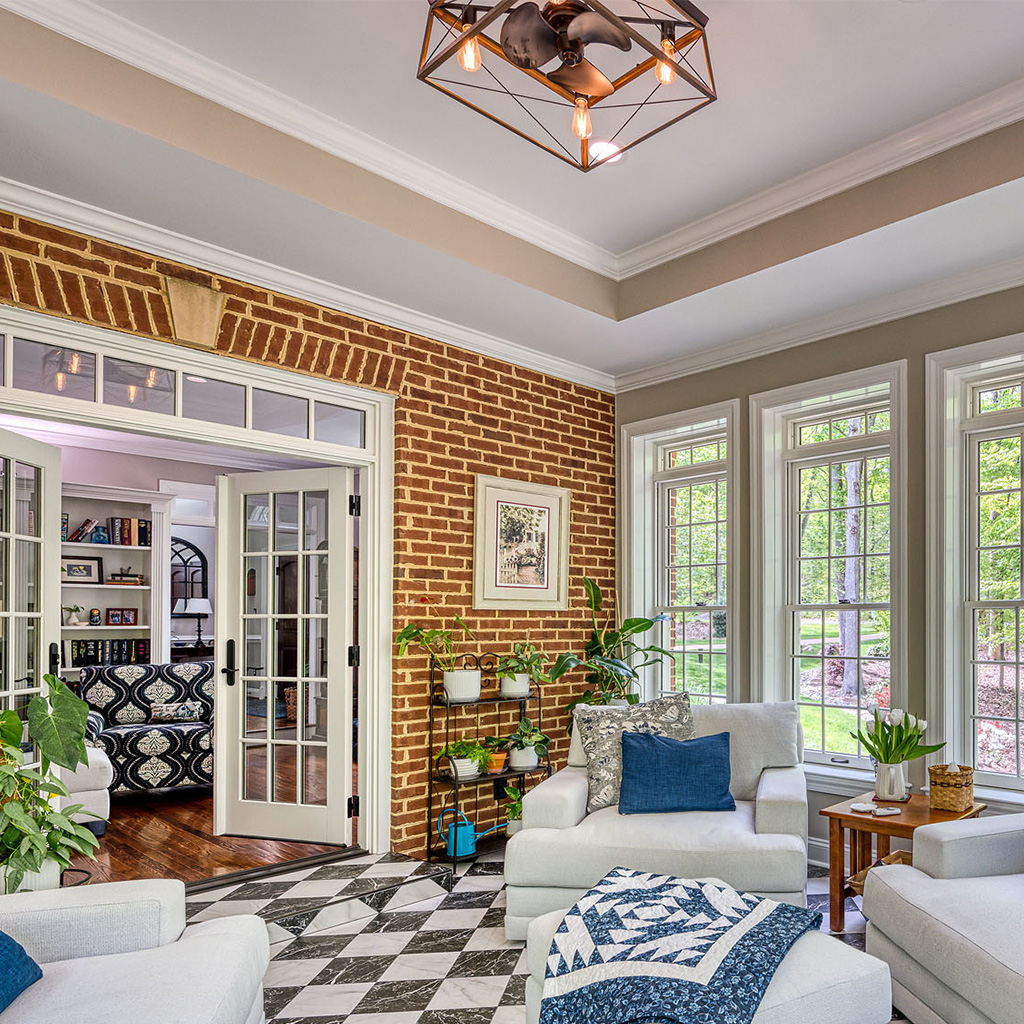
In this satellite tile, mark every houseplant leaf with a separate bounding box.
[26,675,89,771]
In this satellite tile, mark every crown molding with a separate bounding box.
[615,253,1024,392]
[0,0,619,279]
[617,76,1024,277]
[8,0,1024,286]
[0,176,617,394]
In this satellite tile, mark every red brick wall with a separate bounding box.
[0,210,617,855]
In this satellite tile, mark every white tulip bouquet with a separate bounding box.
[852,707,945,764]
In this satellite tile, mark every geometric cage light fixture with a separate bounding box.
[418,1,716,171]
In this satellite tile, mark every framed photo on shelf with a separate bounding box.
[472,474,570,611]
[61,556,103,585]
[122,608,138,625]
[105,609,122,626]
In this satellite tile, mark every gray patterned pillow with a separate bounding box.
[575,692,695,813]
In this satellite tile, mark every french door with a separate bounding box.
[214,467,355,844]
[0,428,61,720]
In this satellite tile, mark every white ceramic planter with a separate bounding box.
[875,761,908,801]
[3,858,60,895]
[447,756,481,782]
[443,669,482,704]
[509,746,540,771]
[506,818,523,836]
[499,673,531,699]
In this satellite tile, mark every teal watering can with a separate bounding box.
[436,808,505,858]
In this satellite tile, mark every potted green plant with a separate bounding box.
[397,596,480,702]
[505,784,523,835]
[495,642,549,699]
[0,674,101,893]
[435,739,492,781]
[852,708,945,801]
[506,716,550,771]
[549,577,677,728]
[481,735,509,774]
[62,604,82,626]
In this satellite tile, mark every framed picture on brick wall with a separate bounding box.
[473,474,570,610]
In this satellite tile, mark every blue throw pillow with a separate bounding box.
[0,927,42,1012]
[618,730,736,814]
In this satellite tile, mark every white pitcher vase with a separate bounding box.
[875,761,908,801]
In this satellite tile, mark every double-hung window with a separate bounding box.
[929,342,1024,796]
[752,364,905,772]
[622,402,738,704]
[658,433,729,703]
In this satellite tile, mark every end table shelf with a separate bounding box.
[820,791,986,933]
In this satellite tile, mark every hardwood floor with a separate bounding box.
[71,789,345,885]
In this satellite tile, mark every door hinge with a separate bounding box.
[349,495,361,516]
[348,645,361,667]
[347,795,360,818]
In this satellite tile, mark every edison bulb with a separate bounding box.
[68,351,81,374]
[572,97,592,140]
[54,371,66,392]
[655,38,676,85]
[146,367,157,388]
[127,384,138,404]
[458,36,481,72]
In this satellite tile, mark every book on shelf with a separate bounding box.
[63,637,151,669]
[67,518,100,542]
[106,518,152,546]
[61,513,69,541]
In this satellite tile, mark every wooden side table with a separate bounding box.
[819,791,986,932]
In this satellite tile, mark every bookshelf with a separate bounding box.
[61,484,173,677]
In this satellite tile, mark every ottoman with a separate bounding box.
[525,909,892,1024]
[59,746,113,836]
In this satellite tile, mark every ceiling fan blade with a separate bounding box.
[500,2,560,69]
[565,12,631,51]
[547,58,614,100]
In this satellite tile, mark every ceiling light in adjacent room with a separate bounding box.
[588,140,621,164]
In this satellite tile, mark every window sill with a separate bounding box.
[803,763,873,797]
[967,785,1024,814]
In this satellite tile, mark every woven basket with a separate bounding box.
[284,685,298,722]
[848,850,912,896]
[928,764,974,813]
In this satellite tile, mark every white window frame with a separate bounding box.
[927,332,1024,809]
[620,400,740,702]
[751,362,907,788]
[0,305,395,852]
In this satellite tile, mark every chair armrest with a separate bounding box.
[0,879,185,964]
[912,813,1024,879]
[522,766,589,830]
[754,765,807,840]
[85,710,106,740]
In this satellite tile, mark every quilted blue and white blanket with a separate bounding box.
[539,867,822,1024]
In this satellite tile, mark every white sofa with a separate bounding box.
[0,879,269,1023]
[504,700,808,939]
[863,813,1024,1024]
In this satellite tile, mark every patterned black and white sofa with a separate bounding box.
[80,662,214,794]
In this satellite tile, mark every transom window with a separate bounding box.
[1,333,367,450]
[658,431,728,704]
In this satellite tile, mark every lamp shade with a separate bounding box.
[185,597,213,617]
[172,598,188,614]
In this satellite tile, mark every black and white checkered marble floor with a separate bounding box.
[185,852,903,1023]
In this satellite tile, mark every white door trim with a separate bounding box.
[0,305,395,853]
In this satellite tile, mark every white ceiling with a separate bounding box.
[83,0,1024,255]
[1,1,1024,388]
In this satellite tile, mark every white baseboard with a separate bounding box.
[808,836,830,869]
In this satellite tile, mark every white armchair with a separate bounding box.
[504,701,808,939]
[0,880,269,1024]
[863,813,1024,1024]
